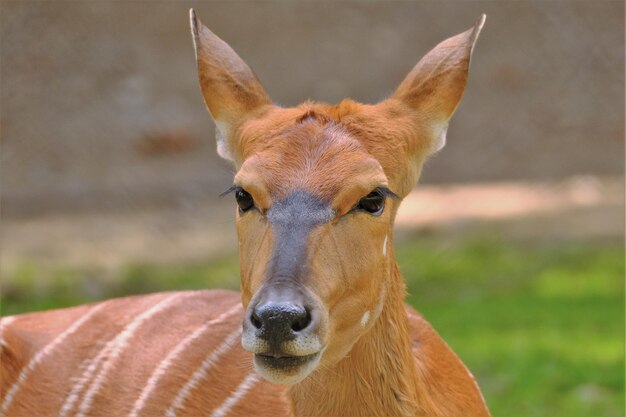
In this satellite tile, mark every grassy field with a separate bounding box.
[2,237,623,417]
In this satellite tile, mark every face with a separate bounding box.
[233,112,398,384]
[190,7,483,386]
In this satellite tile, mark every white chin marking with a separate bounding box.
[253,353,321,386]
[360,311,370,328]
[382,235,388,257]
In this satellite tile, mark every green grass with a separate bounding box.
[2,238,623,417]
[397,239,624,417]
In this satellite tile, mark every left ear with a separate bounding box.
[190,9,272,163]
[392,14,485,154]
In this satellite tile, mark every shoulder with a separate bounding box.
[404,304,491,417]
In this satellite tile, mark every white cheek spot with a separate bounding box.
[382,235,388,257]
[360,311,370,328]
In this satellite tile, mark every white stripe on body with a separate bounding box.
[74,293,184,417]
[210,373,259,417]
[58,353,106,417]
[0,304,107,417]
[165,328,242,417]
[127,303,242,417]
[57,294,180,417]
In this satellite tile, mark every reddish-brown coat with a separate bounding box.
[1,289,487,417]
[1,10,490,417]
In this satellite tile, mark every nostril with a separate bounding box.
[250,311,262,329]
[291,308,312,332]
[252,301,313,336]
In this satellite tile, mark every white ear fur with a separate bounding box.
[431,123,448,154]
[189,9,200,59]
[214,121,233,161]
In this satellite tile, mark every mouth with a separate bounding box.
[254,352,319,370]
[252,350,322,385]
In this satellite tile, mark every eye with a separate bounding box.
[235,188,255,213]
[356,189,386,216]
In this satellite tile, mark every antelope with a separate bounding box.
[0,9,490,417]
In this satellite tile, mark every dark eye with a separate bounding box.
[235,188,254,213]
[356,189,385,216]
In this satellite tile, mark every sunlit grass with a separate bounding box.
[398,238,624,417]
[2,238,623,417]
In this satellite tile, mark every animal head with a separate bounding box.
[190,9,484,385]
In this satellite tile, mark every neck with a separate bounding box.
[288,263,423,417]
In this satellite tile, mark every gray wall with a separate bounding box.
[2,1,624,216]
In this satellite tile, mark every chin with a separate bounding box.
[252,351,322,385]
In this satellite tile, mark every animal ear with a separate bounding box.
[392,14,485,154]
[189,9,272,162]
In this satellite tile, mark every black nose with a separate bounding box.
[250,302,312,341]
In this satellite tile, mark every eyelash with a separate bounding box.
[221,186,398,216]
[352,187,396,216]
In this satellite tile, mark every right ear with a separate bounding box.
[189,9,272,163]
[392,15,485,155]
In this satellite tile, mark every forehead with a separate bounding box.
[237,112,386,201]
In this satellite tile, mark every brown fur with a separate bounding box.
[0,290,486,417]
[0,11,490,417]
[0,292,290,417]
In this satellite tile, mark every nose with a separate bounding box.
[250,301,312,342]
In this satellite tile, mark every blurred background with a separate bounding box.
[1,1,623,416]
